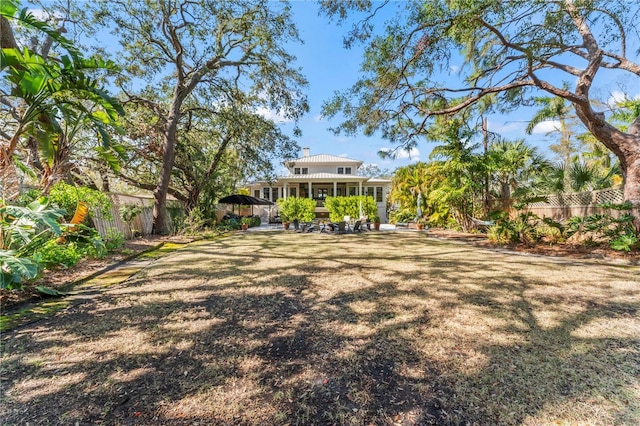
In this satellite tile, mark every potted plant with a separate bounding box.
[240,216,252,231]
[372,215,381,231]
[416,217,428,230]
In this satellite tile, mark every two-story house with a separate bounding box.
[247,148,391,221]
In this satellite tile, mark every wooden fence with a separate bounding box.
[91,193,182,239]
[522,186,626,221]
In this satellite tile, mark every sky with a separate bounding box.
[273,1,640,174]
[26,0,640,175]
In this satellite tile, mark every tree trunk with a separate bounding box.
[152,106,181,235]
[573,103,640,226]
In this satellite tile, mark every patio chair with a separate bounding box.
[337,221,347,234]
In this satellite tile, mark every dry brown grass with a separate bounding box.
[1,231,639,425]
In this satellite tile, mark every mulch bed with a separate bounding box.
[0,236,168,311]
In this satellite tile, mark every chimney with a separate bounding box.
[302,147,310,158]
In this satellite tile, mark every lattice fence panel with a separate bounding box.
[527,186,623,207]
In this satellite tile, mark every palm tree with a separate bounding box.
[487,138,551,200]
[525,89,582,189]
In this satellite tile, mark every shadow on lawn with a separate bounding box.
[1,232,638,425]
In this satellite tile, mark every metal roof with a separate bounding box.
[278,172,369,181]
[288,154,363,164]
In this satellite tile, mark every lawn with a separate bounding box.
[1,231,638,425]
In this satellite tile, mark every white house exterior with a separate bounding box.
[247,148,391,221]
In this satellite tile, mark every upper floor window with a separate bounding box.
[345,167,352,174]
[294,167,301,174]
[301,168,308,175]
[337,167,344,174]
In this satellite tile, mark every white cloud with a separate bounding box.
[607,90,640,107]
[449,65,460,74]
[379,147,420,160]
[314,114,323,122]
[487,120,522,134]
[255,107,291,124]
[530,120,561,134]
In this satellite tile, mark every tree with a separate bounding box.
[321,0,640,219]
[0,0,123,197]
[525,89,583,189]
[116,102,298,219]
[81,0,308,234]
[487,138,551,200]
[358,164,392,179]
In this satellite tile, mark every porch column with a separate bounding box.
[358,181,363,196]
[283,182,287,199]
[308,181,312,198]
[333,181,337,197]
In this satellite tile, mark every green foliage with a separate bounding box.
[241,217,253,226]
[181,207,208,235]
[389,209,414,224]
[565,203,638,250]
[36,240,83,269]
[323,196,376,222]
[0,197,64,289]
[103,228,125,252]
[277,197,317,222]
[0,251,40,290]
[119,204,143,223]
[487,212,541,245]
[610,235,639,252]
[48,182,112,220]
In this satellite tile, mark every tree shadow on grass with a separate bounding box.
[1,232,638,425]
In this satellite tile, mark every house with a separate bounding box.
[247,148,391,221]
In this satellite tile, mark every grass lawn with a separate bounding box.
[1,231,638,425]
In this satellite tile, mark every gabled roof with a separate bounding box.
[287,154,363,165]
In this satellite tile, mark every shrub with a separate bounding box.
[277,197,317,223]
[323,196,376,223]
[48,182,112,221]
[487,212,541,245]
[565,202,638,250]
[103,229,125,252]
[36,240,83,269]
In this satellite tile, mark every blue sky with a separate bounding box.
[27,0,639,174]
[274,1,640,173]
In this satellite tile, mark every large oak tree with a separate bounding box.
[83,0,308,234]
[322,0,640,217]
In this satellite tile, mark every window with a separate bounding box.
[263,188,270,199]
[272,188,279,201]
[289,188,296,197]
[302,168,308,175]
[254,190,260,198]
[376,187,383,202]
[317,188,328,199]
[337,167,344,174]
[294,167,300,175]
[345,167,352,174]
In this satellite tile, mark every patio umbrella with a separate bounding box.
[218,194,274,206]
[416,192,423,221]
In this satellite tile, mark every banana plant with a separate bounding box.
[0,197,63,289]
